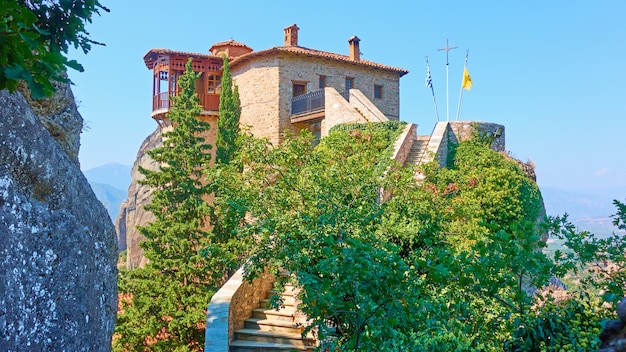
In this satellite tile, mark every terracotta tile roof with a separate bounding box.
[230,46,409,76]
[209,39,252,51]
[143,48,219,69]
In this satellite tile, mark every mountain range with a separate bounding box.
[83,163,131,220]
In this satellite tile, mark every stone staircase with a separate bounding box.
[229,282,316,351]
[405,135,430,166]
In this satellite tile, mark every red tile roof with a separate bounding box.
[230,46,409,76]
[143,48,219,69]
[209,39,252,51]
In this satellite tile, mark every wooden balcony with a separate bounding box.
[151,92,220,118]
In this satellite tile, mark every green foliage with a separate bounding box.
[612,199,626,230]
[115,59,221,351]
[229,127,548,350]
[215,56,241,165]
[227,127,626,351]
[506,293,606,351]
[0,1,108,98]
[424,139,543,249]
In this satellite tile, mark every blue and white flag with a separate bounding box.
[425,65,433,90]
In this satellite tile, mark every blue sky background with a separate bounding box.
[69,0,626,195]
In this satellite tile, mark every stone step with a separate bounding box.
[230,339,314,352]
[233,328,315,348]
[245,318,303,334]
[267,288,297,297]
[260,296,296,308]
[252,307,297,322]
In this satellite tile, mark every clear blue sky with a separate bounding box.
[69,0,626,194]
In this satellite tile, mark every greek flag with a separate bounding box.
[425,66,433,89]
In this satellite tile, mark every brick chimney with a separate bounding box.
[284,24,299,47]
[348,36,360,61]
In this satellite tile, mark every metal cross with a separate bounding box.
[437,38,458,65]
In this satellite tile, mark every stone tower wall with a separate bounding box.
[233,54,401,145]
[232,57,283,144]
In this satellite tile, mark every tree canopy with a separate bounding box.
[227,124,625,351]
[0,0,108,98]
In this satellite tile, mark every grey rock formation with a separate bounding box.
[17,80,83,163]
[116,128,161,269]
[0,88,117,351]
[114,200,128,253]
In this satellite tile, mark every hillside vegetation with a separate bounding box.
[229,125,626,351]
[113,63,626,351]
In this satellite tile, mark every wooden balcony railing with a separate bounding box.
[152,92,220,113]
[291,89,325,116]
[154,92,170,110]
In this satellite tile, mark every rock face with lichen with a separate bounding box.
[116,128,161,269]
[0,88,117,351]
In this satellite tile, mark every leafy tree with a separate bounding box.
[239,123,412,349]
[0,0,108,98]
[115,59,223,351]
[233,125,619,351]
[215,56,240,165]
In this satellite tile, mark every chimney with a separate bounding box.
[348,36,360,61]
[284,24,299,47]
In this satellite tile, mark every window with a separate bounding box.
[319,75,326,89]
[207,74,221,94]
[345,77,354,91]
[158,71,169,93]
[293,82,307,97]
[374,85,383,99]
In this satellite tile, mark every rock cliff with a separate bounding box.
[0,87,117,351]
[116,128,161,269]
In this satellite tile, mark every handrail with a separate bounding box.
[291,89,325,116]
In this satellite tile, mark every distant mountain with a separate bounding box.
[540,186,625,237]
[83,163,132,192]
[83,163,132,221]
[89,182,127,220]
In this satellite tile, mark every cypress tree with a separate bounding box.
[216,56,241,165]
[115,58,215,351]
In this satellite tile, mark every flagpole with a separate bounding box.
[438,38,457,122]
[456,50,469,121]
[425,57,440,121]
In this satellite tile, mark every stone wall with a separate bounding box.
[423,121,506,167]
[321,87,368,137]
[392,123,417,165]
[232,57,282,144]
[348,89,388,122]
[233,53,401,145]
[447,121,505,153]
[204,268,274,351]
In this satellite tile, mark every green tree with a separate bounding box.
[232,125,581,350]
[238,123,413,350]
[115,59,220,351]
[0,0,108,98]
[215,56,241,165]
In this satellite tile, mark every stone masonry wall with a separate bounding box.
[232,58,282,145]
[277,54,401,120]
[392,123,417,165]
[447,121,505,153]
[204,268,274,352]
[321,87,367,136]
[233,53,401,145]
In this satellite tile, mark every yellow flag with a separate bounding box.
[462,67,472,90]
